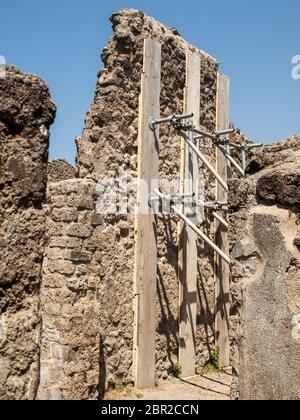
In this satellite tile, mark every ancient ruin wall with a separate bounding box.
[1,10,299,402]
[228,136,300,400]
[47,160,76,183]
[38,179,103,400]
[75,8,219,386]
[0,66,56,400]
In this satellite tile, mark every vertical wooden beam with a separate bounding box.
[178,51,201,378]
[215,73,231,368]
[133,39,161,390]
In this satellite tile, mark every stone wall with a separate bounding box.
[47,160,75,183]
[38,179,102,400]
[228,136,300,400]
[3,9,299,402]
[75,8,219,387]
[0,9,222,401]
[0,66,56,399]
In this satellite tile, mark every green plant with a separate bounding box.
[114,384,126,392]
[172,361,182,378]
[203,347,220,373]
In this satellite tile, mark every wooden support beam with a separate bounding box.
[178,51,201,378]
[133,39,161,390]
[215,74,231,368]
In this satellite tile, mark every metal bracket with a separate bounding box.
[231,142,263,152]
[149,192,195,208]
[149,113,194,131]
[149,112,263,189]
[197,201,229,212]
[148,118,157,131]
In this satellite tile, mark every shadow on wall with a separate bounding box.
[156,214,179,372]
[196,213,216,361]
[99,335,106,400]
[197,262,215,356]
[161,215,178,270]
[157,267,179,370]
[156,211,216,370]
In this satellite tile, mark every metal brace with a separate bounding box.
[149,192,195,208]
[197,201,229,212]
[149,113,263,178]
[152,189,231,264]
[149,113,194,131]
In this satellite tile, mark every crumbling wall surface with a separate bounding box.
[0,66,56,400]
[229,136,300,400]
[38,179,102,400]
[76,8,219,385]
[47,160,76,183]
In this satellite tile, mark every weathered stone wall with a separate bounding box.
[0,66,55,399]
[229,136,300,400]
[75,8,219,387]
[2,11,299,402]
[47,160,75,183]
[38,179,102,400]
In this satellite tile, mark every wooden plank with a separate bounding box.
[133,39,161,390]
[215,73,231,368]
[178,51,201,378]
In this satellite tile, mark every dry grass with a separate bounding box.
[104,385,144,401]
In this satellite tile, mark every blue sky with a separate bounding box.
[1,0,299,164]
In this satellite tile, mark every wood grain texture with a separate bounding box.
[178,51,201,378]
[215,73,231,368]
[133,39,161,389]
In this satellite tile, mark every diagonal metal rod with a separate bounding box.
[218,145,245,176]
[153,190,231,265]
[213,212,229,230]
[191,127,217,142]
[149,113,194,130]
[214,129,235,136]
[190,128,245,177]
[179,130,229,193]
[196,201,228,211]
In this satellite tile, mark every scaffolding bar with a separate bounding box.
[213,212,229,229]
[179,130,229,193]
[190,128,246,177]
[149,113,194,130]
[191,127,216,141]
[153,190,231,265]
[218,145,245,176]
[215,129,235,136]
[196,201,228,211]
[248,143,263,149]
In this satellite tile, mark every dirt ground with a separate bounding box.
[105,372,232,401]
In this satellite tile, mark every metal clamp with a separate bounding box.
[215,129,235,137]
[197,201,229,212]
[149,113,194,131]
[149,192,195,208]
[230,142,263,152]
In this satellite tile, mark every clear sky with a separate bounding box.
[1,0,299,164]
